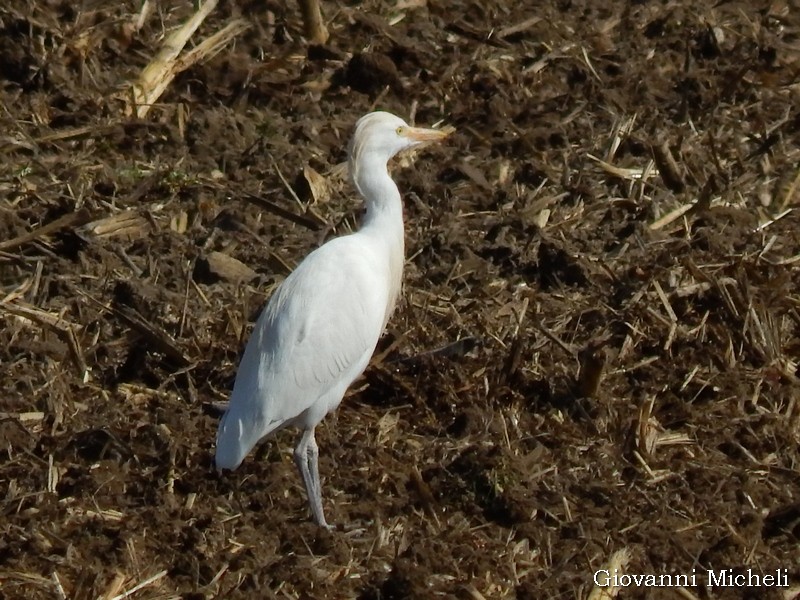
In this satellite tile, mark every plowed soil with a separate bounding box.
[1,0,800,598]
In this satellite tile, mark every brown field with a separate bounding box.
[1,0,799,598]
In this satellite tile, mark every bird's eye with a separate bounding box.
[396,126,404,135]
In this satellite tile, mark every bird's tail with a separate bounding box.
[215,401,285,470]
[215,410,250,470]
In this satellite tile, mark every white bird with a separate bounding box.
[215,111,451,527]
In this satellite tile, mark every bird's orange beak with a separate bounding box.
[403,125,453,143]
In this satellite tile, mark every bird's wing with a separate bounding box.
[216,237,388,469]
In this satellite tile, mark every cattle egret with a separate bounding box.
[215,111,451,527]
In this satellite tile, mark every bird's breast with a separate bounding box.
[383,234,404,326]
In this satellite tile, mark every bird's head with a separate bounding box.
[348,111,450,174]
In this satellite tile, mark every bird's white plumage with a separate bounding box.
[215,111,450,527]
[215,236,389,469]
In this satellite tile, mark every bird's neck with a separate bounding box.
[353,157,404,238]
[352,156,405,322]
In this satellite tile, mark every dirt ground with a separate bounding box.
[1,0,799,598]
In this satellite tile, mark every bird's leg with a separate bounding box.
[293,428,330,528]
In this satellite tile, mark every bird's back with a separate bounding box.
[215,234,392,470]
